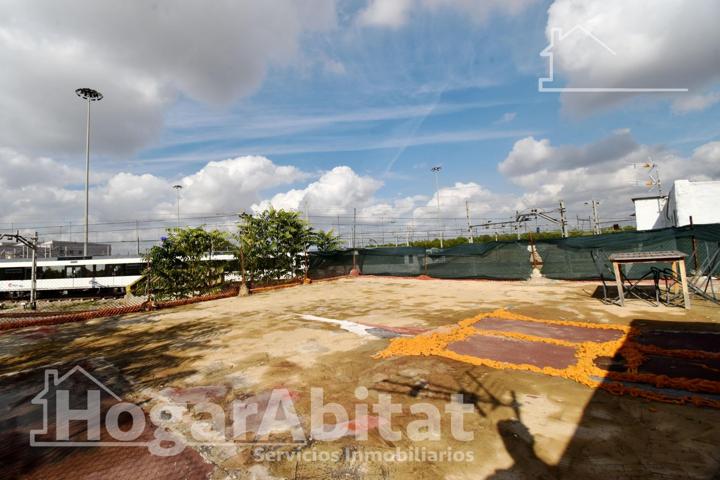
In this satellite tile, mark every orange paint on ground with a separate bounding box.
[374,309,720,408]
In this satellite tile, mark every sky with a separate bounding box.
[1,0,719,246]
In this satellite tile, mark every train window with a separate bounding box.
[65,266,93,278]
[94,264,113,276]
[124,263,144,276]
[0,267,27,281]
[40,266,65,279]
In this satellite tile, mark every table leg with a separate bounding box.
[613,262,624,306]
[678,259,691,310]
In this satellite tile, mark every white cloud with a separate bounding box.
[0,148,83,189]
[672,92,720,114]
[0,153,307,230]
[357,0,536,28]
[180,157,307,216]
[498,133,720,215]
[545,0,720,113]
[3,137,719,248]
[494,112,517,124]
[253,166,382,215]
[498,130,638,178]
[0,0,336,156]
[358,0,413,28]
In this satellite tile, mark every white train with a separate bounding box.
[0,254,236,298]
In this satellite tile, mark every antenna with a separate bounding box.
[633,159,663,196]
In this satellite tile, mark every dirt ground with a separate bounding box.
[1,276,720,479]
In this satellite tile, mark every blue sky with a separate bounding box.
[128,0,718,202]
[1,0,719,237]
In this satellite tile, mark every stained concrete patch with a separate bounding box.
[448,334,578,369]
[476,317,624,343]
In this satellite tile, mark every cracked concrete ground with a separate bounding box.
[1,276,719,479]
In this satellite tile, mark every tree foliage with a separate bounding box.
[238,209,342,285]
[312,228,344,252]
[144,226,231,299]
[136,211,343,299]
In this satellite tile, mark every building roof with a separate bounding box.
[631,195,667,202]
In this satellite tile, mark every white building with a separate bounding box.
[633,180,720,230]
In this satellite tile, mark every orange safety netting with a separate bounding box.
[374,309,720,408]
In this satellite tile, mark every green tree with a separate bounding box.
[312,228,344,252]
[238,209,309,284]
[144,226,231,300]
[237,209,343,285]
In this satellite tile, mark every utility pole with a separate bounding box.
[465,201,474,243]
[75,88,103,257]
[431,166,443,248]
[352,208,357,249]
[236,213,249,296]
[1,232,38,310]
[559,200,568,238]
[136,220,140,255]
[381,216,384,245]
[586,200,601,235]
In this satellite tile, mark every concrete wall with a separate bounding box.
[668,180,720,227]
[634,180,720,230]
[633,197,668,230]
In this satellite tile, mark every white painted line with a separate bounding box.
[297,314,373,337]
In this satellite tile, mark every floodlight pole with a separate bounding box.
[431,166,443,248]
[173,185,183,228]
[75,88,103,257]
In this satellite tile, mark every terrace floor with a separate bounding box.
[1,276,719,479]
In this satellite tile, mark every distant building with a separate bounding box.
[39,241,111,258]
[0,241,26,259]
[0,240,111,259]
[633,179,720,230]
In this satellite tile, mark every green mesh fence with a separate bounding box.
[308,250,357,279]
[357,247,426,276]
[308,225,720,281]
[427,242,532,279]
[538,225,720,280]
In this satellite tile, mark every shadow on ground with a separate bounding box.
[0,314,229,479]
[375,317,720,479]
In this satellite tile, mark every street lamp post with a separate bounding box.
[173,185,183,228]
[431,166,443,248]
[75,88,103,257]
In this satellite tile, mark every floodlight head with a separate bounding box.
[173,184,183,190]
[431,166,442,172]
[75,88,103,101]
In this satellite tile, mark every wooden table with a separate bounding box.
[608,250,691,309]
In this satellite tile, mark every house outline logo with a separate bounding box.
[538,25,689,93]
[30,365,149,448]
[28,365,303,454]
